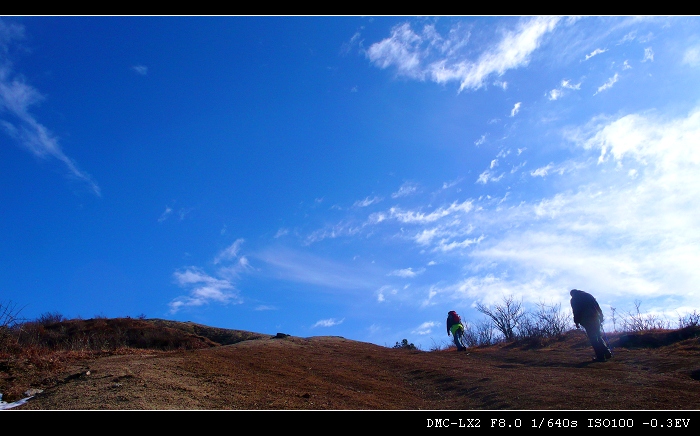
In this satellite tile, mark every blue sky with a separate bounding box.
[2,16,700,350]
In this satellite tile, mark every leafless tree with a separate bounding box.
[476,295,527,341]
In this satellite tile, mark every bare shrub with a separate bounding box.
[677,310,700,328]
[609,306,618,332]
[0,300,25,353]
[620,300,672,332]
[1,300,25,329]
[535,301,571,336]
[461,320,500,347]
[37,311,65,325]
[429,338,450,351]
[476,295,526,341]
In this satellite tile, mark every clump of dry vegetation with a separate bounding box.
[0,300,270,402]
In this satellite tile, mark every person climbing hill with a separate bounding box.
[446,310,467,352]
[569,289,612,362]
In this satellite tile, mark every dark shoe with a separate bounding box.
[594,356,607,362]
[604,350,612,359]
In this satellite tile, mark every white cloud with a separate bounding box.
[682,45,700,67]
[169,267,240,313]
[354,196,382,207]
[0,22,100,196]
[436,235,484,252]
[366,22,424,79]
[475,134,487,146]
[367,17,560,92]
[458,107,700,310]
[548,88,562,101]
[388,200,474,224]
[313,318,345,328]
[584,48,607,60]
[562,79,581,90]
[476,169,504,184]
[158,206,173,222]
[642,47,654,62]
[412,321,438,335]
[388,267,425,278]
[132,65,148,75]
[392,182,419,198]
[376,285,398,302]
[255,246,380,290]
[530,164,554,177]
[442,178,461,190]
[548,79,581,101]
[510,102,521,117]
[594,73,619,95]
[214,238,245,264]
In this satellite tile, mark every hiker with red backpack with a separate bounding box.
[446,310,467,351]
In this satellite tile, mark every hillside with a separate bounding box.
[1,318,700,412]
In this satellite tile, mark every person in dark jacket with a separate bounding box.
[446,310,467,351]
[570,289,612,361]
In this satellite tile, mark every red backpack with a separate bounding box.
[448,311,461,324]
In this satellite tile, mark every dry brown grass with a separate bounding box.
[1,318,699,412]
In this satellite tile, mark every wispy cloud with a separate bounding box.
[391,182,419,198]
[548,79,581,100]
[388,267,425,278]
[455,106,700,309]
[255,246,380,290]
[354,196,382,207]
[683,45,700,67]
[158,206,173,222]
[169,239,250,313]
[412,321,438,335]
[510,102,521,117]
[476,169,504,184]
[313,318,345,328]
[255,305,276,311]
[132,64,148,75]
[376,285,398,302]
[584,48,607,60]
[385,200,474,224]
[0,19,100,196]
[367,17,561,92]
[214,238,245,264]
[169,267,241,313]
[529,160,586,178]
[366,22,424,79]
[642,47,654,62]
[157,205,193,222]
[274,228,289,238]
[594,73,619,95]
